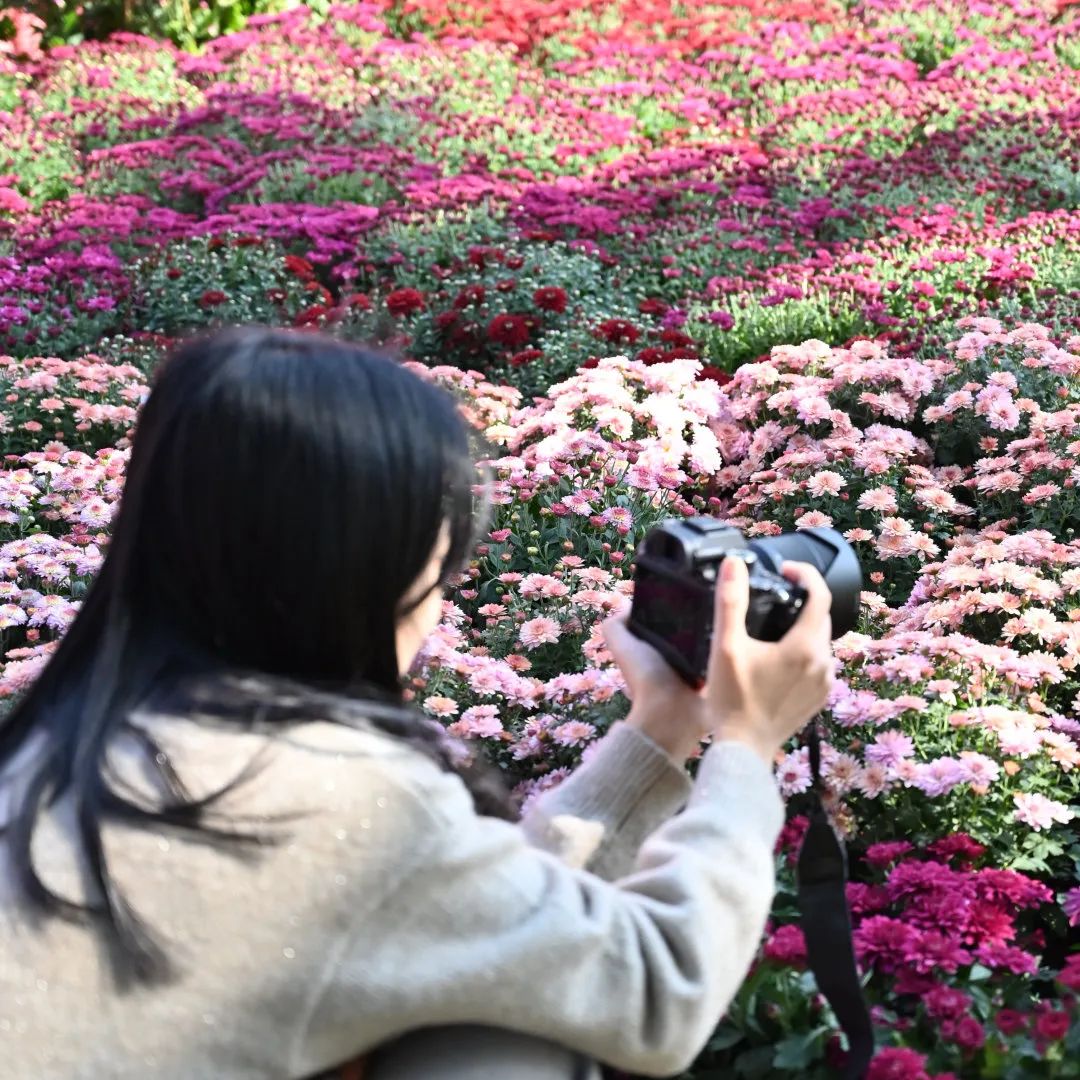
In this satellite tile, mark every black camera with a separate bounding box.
[628,518,863,688]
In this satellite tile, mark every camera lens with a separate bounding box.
[747,528,862,638]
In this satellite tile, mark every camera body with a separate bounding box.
[628,518,862,689]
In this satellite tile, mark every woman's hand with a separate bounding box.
[602,556,835,766]
[602,600,714,762]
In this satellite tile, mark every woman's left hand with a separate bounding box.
[601,613,710,763]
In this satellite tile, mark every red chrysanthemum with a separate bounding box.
[763,924,806,967]
[1057,955,1080,992]
[1034,1009,1069,1043]
[927,834,987,865]
[638,297,669,316]
[284,254,316,280]
[453,284,486,309]
[487,313,533,349]
[386,288,425,317]
[941,1016,984,1052]
[636,347,667,365]
[533,286,567,313]
[293,304,331,327]
[509,348,543,367]
[995,1009,1028,1036]
[699,365,733,385]
[660,329,694,347]
[866,1047,931,1080]
[198,290,227,309]
[596,318,640,344]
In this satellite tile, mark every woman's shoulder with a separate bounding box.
[128,711,468,824]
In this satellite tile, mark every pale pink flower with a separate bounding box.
[913,757,968,797]
[1023,483,1061,504]
[893,695,928,712]
[551,721,597,747]
[907,534,940,558]
[856,763,890,798]
[806,470,846,497]
[519,574,570,599]
[0,604,27,629]
[27,595,77,631]
[824,752,861,795]
[571,588,618,613]
[976,470,1023,493]
[572,566,612,586]
[996,722,1043,758]
[914,488,961,514]
[0,654,49,695]
[516,767,572,813]
[857,488,899,513]
[562,491,595,515]
[796,511,834,529]
[1013,792,1074,831]
[795,396,833,424]
[859,391,912,421]
[1014,608,1060,643]
[957,751,1001,788]
[864,730,914,768]
[879,516,913,537]
[875,532,915,558]
[776,750,812,796]
[926,678,959,703]
[519,617,562,650]
[449,705,504,740]
[892,759,923,786]
[1043,732,1080,770]
[976,388,1021,431]
[423,695,459,717]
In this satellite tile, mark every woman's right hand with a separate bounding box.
[703,555,834,764]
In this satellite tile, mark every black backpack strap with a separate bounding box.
[796,719,875,1079]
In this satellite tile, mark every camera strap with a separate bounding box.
[796,719,874,1079]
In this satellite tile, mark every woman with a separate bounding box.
[0,327,834,1078]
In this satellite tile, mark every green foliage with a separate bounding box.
[0,63,27,112]
[692,295,871,370]
[129,234,311,335]
[28,0,331,49]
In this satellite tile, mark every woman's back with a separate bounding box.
[0,706,791,1080]
[1,717,417,1078]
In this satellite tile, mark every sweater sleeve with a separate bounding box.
[297,739,784,1078]
[520,722,693,880]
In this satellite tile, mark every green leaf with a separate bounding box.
[707,1026,747,1053]
[734,1046,776,1078]
[773,1028,827,1070]
[968,963,993,982]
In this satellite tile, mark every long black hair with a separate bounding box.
[0,326,509,983]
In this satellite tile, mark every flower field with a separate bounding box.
[2,1,1080,1076]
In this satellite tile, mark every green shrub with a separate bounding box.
[129,234,312,336]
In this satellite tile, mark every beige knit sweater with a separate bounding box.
[0,715,784,1079]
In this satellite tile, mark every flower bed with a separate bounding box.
[2,1,1080,1076]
